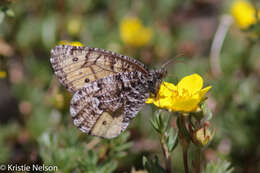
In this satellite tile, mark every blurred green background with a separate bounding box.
[0,0,260,172]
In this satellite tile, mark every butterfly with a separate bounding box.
[50,45,167,139]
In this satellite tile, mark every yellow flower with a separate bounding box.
[59,40,84,47]
[119,17,152,47]
[146,74,211,113]
[0,71,6,78]
[230,0,260,29]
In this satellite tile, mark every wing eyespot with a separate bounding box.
[85,78,90,83]
[73,57,79,62]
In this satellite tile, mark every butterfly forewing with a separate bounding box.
[50,45,149,92]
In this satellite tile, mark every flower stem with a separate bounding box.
[209,15,233,78]
[160,135,172,173]
[241,39,254,76]
[179,116,190,173]
[194,147,201,173]
[182,146,189,173]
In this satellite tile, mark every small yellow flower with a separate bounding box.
[146,74,211,113]
[230,0,260,29]
[119,17,152,47]
[59,40,84,47]
[0,71,6,78]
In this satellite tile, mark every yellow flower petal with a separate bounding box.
[145,81,176,104]
[198,86,212,98]
[159,82,176,96]
[0,71,6,79]
[119,17,152,47]
[177,74,203,94]
[59,40,84,47]
[146,93,173,108]
[145,98,154,104]
[230,0,258,29]
[170,97,200,112]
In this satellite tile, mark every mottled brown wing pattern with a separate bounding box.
[50,44,167,139]
[70,71,151,139]
[50,45,149,92]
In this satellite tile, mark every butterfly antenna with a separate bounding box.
[161,53,187,78]
[162,59,174,69]
[162,53,186,69]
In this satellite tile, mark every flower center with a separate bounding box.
[172,87,192,100]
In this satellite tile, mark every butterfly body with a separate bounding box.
[50,45,166,138]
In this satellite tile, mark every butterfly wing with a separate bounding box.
[50,45,149,92]
[70,71,150,139]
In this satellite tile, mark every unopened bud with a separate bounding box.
[193,126,214,147]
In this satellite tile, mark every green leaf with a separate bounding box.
[150,120,160,133]
[150,112,162,133]
[0,11,5,23]
[166,128,178,152]
[143,156,165,173]
[204,160,234,173]
[114,142,132,152]
[201,102,213,121]
[0,123,19,163]
[38,124,130,173]
[100,160,117,173]
[150,112,171,134]
[6,8,14,17]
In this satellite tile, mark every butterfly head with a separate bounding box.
[158,67,167,80]
[148,68,167,96]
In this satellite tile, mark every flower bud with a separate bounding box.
[193,124,214,147]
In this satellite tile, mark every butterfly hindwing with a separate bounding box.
[70,71,150,139]
[50,45,149,92]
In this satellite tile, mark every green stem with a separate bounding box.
[179,116,190,173]
[195,147,201,173]
[182,146,189,173]
[252,0,258,20]
[241,39,254,76]
[160,135,172,173]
